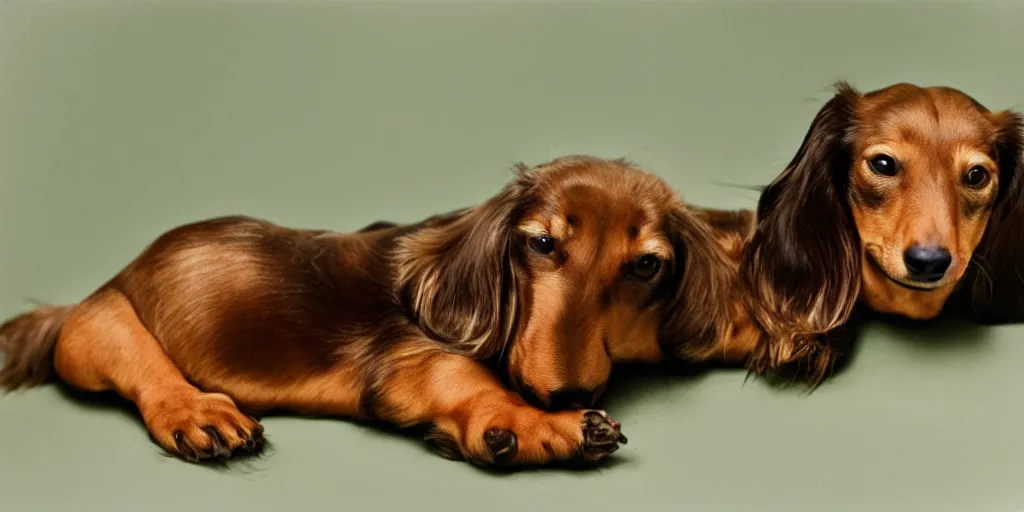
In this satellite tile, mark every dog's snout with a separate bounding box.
[548,387,599,410]
[903,245,952,282]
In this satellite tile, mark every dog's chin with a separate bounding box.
[865,252,948,292]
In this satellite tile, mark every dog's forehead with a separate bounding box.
[533,183,662,235]
[530,161,670,228]
[858,86,995,147]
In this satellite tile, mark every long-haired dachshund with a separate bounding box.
[0,155,738,467]
[735,82,1024,381]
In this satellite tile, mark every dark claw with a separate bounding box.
[202,426,231,459]
[483,428,518,464]
[248,424,265,451]
[237,427,256,451]
[249,435,264,452]
[173,430,199,462]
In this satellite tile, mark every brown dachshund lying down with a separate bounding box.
[1,155,767,467]
[704,82,1024,382]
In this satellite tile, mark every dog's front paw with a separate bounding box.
[473,408,627,467]
[579,410,628,463]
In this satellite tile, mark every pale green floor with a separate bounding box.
[2,1,1023,511]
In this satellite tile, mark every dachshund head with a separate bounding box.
[397,156,732,409]
[744,82,1024,335]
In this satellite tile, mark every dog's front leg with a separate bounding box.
[360,339,628,468]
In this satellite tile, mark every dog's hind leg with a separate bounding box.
[53,287,264,462]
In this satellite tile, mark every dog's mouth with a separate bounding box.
[865,250,945,292]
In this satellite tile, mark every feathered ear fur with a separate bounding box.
[658,206,735,359]
[968,109,1024,323]
[741,82,862,337]
[395,167,534,358]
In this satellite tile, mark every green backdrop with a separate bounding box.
[2,1,1022,511]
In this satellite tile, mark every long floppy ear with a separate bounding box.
[968,109,1024,323]
[395,167,533,358]
[658,206,735,358]
[741,82,862,337]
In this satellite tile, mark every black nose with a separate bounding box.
[548,388,598,410]
[903,245,952,282]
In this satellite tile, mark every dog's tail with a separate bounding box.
[0,304,74,391]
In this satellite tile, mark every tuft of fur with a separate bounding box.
[0,305,74,390]
[748,334,843,388]
[746,306,860,387]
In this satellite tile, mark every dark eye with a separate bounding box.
[868,154,898,176]
[528,235,556,255]
[964,165,990,188]
[628,254,661,281]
